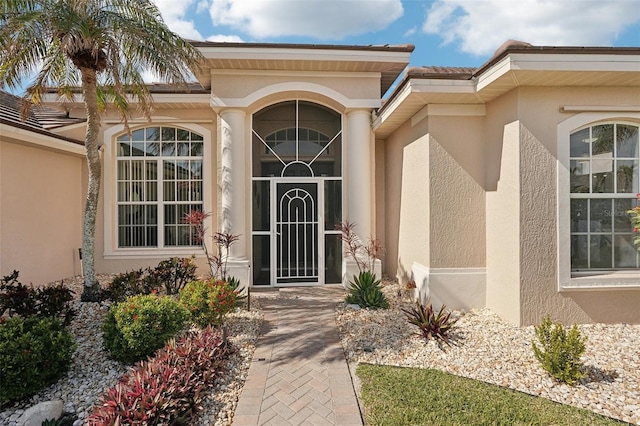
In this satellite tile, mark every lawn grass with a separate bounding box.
[356,364,624,426]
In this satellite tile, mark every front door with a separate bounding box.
[275,181,319,285]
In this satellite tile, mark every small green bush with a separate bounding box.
[102,294,189,363]
[532,316,587,385]
[0,316,76,404]
[179,279,237,328]
[345,271,389,309]
[403,298,458,345]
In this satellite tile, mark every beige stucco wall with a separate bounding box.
[0,138,84,285]
[211,73,381,105]
[382,118,431,283]
[516,86,640,325]
[484,90,522,324]
[428,116,486,268]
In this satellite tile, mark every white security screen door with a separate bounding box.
[275,182,319,284]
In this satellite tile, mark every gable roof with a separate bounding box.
[0,91,84,145]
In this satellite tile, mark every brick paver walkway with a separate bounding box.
[232,287,362,426]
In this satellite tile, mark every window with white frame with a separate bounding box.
[116,126,203,248]
[569,123,640,271]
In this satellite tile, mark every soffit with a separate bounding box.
[190,42,414,95]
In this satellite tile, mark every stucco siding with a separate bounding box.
[0,139,83,284]
[517,87,640,325]
[211,73,381,106]
[428,116,486,268]
[485,90,521,324]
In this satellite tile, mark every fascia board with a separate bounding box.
[372,80,413,129]
[40,92,211,105]
[508,53,640,72]
[198,46,412,64]
[1,124,85,156]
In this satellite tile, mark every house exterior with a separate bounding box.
[1,41,638,325]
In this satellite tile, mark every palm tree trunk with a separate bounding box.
[80,67,102,302]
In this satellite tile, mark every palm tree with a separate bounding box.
[0,0,204,301]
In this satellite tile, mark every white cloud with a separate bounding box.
[404,26,417,37]
[153,0,204,40]
[423,0,640,56]
[209,0,404,40]
[206,34,245,42]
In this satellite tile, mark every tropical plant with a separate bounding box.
[402,299,458,345]
[345,270,389,309]
[88,326,229,425]
[337,221,384,274]
[0,0,204,301]
[183,210,240,281]
[532,316,587,385]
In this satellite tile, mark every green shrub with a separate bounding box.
[103,257,198,302]
[149,257,197,295]
[402,299,458,345]
[0,271,76,325]
[345,271,389,309]
[88,326,230,424]
[532,316,587,385]
[179,279,237,328]
[0,316,76,404]
[102,294,189,363]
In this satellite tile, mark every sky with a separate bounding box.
[153,0,640,70]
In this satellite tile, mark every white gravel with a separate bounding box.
[0,275,263,426]
[335,280,640,425]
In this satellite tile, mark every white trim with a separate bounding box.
[211,69,380,79]
[199,45,412,65]
[476,53,640,92]
[410,262,486,310]
[560,105,640,113]
[557,112,640,291]
[211,81,380,110]
[102,121,213,257]
[0,124,85,156]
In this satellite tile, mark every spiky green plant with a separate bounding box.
[345,271,389,309]
[403,299,458,345]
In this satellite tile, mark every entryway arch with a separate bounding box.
[251,100,343,286]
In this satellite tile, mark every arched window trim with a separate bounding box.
[103,123,212,257]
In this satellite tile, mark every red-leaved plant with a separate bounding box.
[87,326,230,425]
[183,211,240,280]
[337,221,384,274]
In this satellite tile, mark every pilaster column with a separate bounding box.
[219,109,247,258]
[346,109,373,238]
